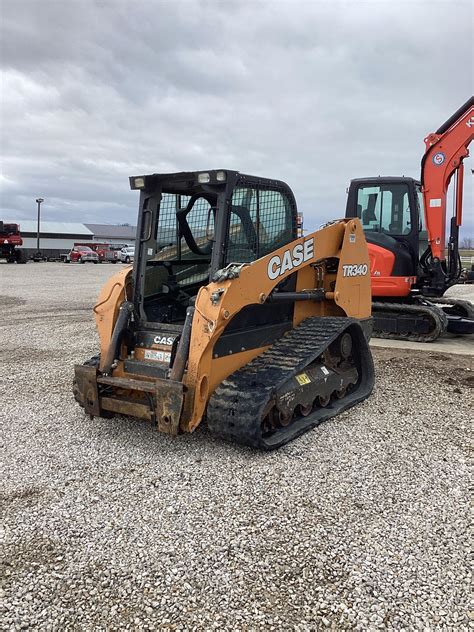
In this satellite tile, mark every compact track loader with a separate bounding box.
[74,170,375,449]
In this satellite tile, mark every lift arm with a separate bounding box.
[421,96,474,263]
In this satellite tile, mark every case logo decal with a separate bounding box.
[267,238,314,280]
[153,335,176,346]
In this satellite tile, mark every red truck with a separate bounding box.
[63,245,99,263]
[73,242,120,263]
[0,221,27,263]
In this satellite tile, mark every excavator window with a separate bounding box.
[356,183,412,236]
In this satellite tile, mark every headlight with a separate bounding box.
[216,171,226,182]
[130,176,146,189]
[197,172,210,184]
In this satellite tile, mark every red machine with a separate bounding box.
[64,245,99,264]
[346,97,474,341]
[0,222,27,263]
[74,242,119,263]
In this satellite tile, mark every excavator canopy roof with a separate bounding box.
[350,176,420,186]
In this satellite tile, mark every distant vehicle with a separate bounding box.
[120,246,135,264]
[63,246,99,264]
[74,242,119,263]
[0,221,27,263]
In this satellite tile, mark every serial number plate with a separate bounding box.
[144,349,171,363]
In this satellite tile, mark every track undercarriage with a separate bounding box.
[207,317,374,449]
[74,318,375,450]
[372,295,474,342]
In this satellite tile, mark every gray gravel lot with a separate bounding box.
[1,263,472,630]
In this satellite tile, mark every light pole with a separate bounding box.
[36,198,44,256]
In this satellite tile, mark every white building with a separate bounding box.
[85,224,136,246]
[7,220,136,258]
[13,221,94,257]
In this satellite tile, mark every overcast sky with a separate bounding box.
[1,0,473,236]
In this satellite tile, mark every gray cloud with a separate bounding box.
[1,0,472,235]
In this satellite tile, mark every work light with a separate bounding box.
[132,177,146,189]
[197,172,210,184]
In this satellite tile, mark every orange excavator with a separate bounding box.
[345,96,474,341]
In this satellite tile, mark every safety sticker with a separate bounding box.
[429,198,442,208]
[144,349,171,363]
[296,373,311,386]
[321,366,330,376]
[349,234,356,243]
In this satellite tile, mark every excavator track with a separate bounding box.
[207,317,374,450]
[431,297,474,319]
[372,301,448,342]
[427,297,474,335]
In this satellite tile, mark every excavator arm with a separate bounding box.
[421,96,474,276]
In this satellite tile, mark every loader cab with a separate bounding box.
[130,170,298,326]
[345,176,424,277]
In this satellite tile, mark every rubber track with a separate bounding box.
[428,297,474,320]
[207,317,374,450]
[372,301,448,343]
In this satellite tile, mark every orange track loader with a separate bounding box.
[74,170,374,449]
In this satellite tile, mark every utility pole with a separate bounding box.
[35,198,44,257]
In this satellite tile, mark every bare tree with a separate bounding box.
[460,236,473,249]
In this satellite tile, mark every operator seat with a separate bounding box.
[362,206,377,227]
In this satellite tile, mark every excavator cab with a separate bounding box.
[346,176,423,295]
[346,174,474,339]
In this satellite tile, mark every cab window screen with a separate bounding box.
[146,193,212,292]
[228,185,294,264]
[156,193,183,250]
[228,188,258,262]
[258,189,292,254]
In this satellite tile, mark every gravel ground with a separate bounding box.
[1,263,472,630]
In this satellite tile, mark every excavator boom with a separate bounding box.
[421,96,474,263]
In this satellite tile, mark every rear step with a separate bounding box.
[97,375,156,392]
